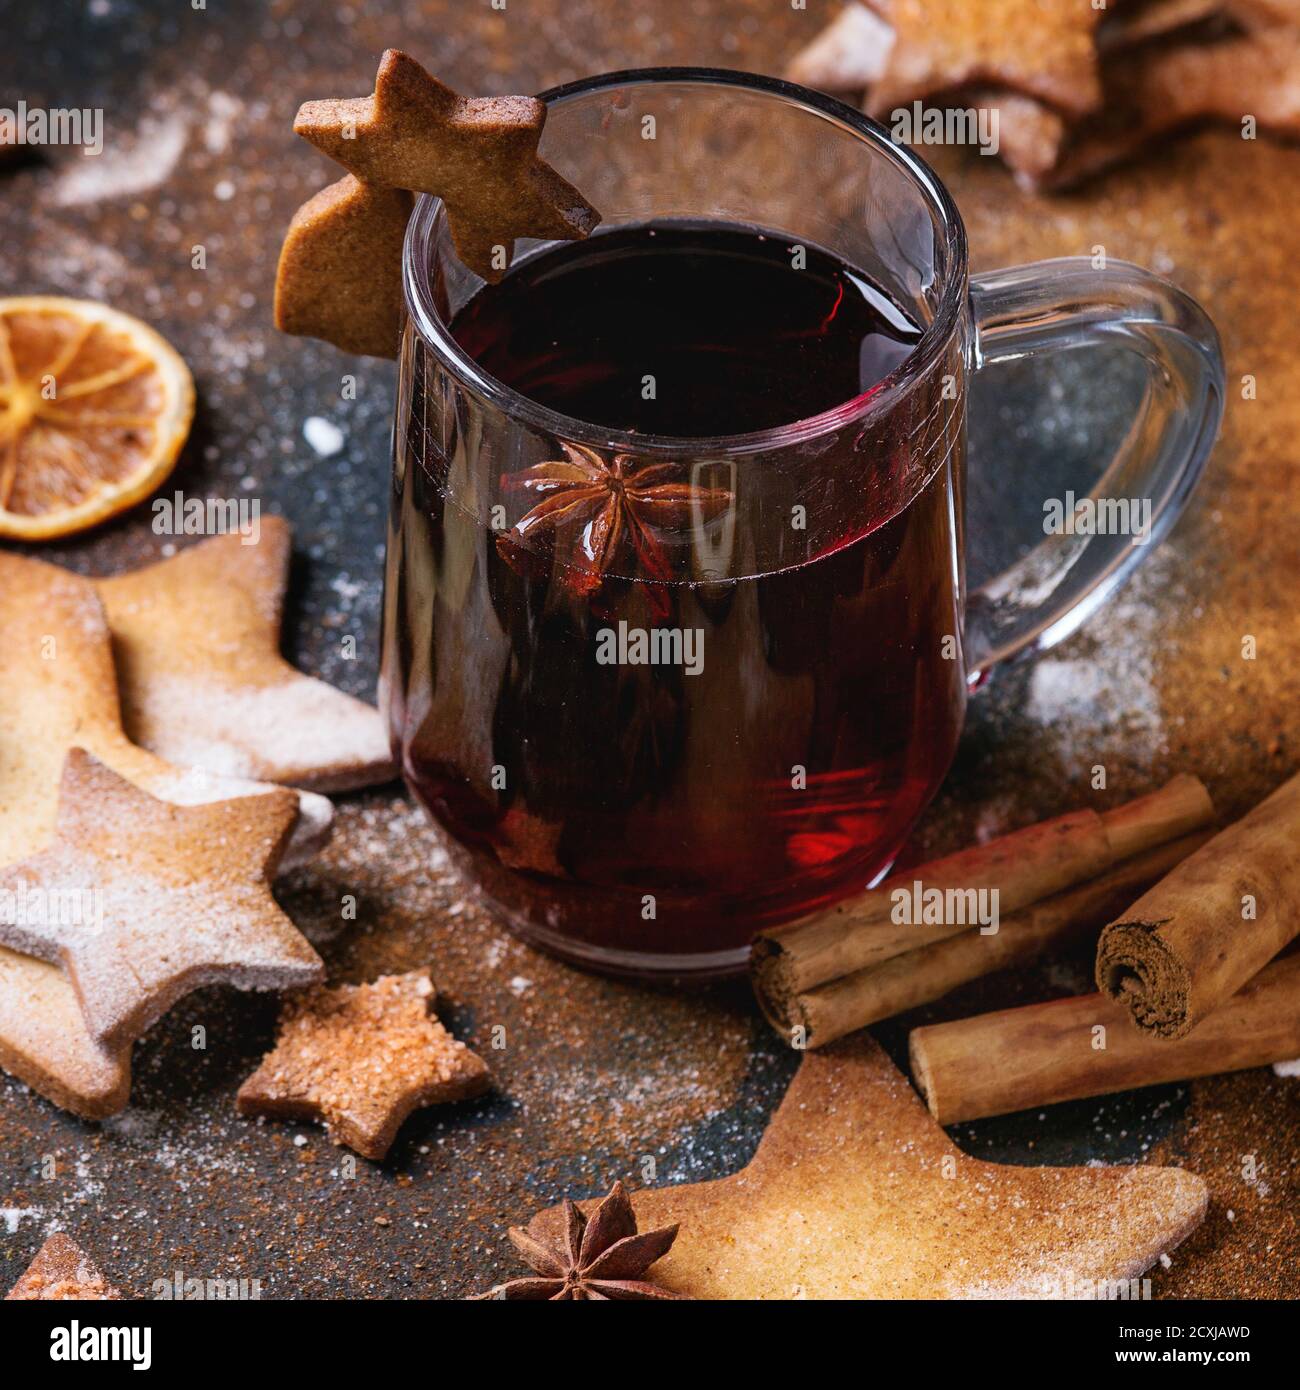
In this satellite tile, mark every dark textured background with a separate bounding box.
[0,0,1296,1299]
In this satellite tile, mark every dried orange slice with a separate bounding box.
[0,296,194,540]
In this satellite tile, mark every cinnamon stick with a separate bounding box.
[1096,770,1300,1039]
[778,830,1211,1048]
[752,776,1214,1034]
[910,952,1300,1125]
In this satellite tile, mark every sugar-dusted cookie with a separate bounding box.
[787,1,896,91]
[862,0,1107,119]
[237,970,490,1160]
[0,551,333,870]
[5,1233,121,1300]
[0,946,129,1120]
[532,1035,1207,1298]
[0,750,323,1051]
[97,517,396,793]
[0,551,333,1117]
[1037,28,1300,190]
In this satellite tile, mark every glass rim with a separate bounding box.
[401,65,970,457]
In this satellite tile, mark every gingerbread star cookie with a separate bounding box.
[274,175,413,359]
[536,1036,1207,1298]
[0,550,333,870]
[5,1234,120,1300]
[788,1,897,91]
[277,50,600,356]
[0,551,328,1118]
[96,517,397,793]
[1,550,335,1117]
[790,0,1222,97]
[790,1,1299,189]
[862,0,1107,119]
[295,49,599,279]
[0,749,323,1050]
[0,946,129,1120]
[237,970,491,1160]
[1035,27,1300,189]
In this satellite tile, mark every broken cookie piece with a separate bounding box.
[6,1234,121,1300]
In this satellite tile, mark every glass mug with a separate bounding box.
[380,69,1223,978]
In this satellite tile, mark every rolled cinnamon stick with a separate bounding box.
[1096,771,1300,1040]
[752,776,1214,1033]
[779,830,1211,1048]
[910,952,1300,1125]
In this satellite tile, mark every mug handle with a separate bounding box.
[963,258,1225,681]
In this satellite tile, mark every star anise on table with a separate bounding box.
[495,442,732,591]
[476,1181,685,1300]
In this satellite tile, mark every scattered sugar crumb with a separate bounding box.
[1,1207,43,1235]
[303,417,345,457]
[203,91,243,155]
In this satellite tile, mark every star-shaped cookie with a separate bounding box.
[1034,27,1300,189]
[787,0,1233,187]
[0,550,333,869]
[237,970,491,1160]
[862,0,1107,119]
[0,946,129,1120]
[293,49,599,281]
[275,175,413,359]
[5,1234,120,1300]
[0,749,324,1050]
[535,1036,1207,1298]
[0,551,328,1117]
[788,0,897,91]
[96,517,397,793]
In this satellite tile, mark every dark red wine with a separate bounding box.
[451,224,920,435]
[383,222,965,972]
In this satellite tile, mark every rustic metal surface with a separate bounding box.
[0,0,1295,1298]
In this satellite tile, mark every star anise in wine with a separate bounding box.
[476,1181,684,1300]
[495,442,732,590]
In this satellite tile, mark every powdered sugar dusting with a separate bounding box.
[54,110,189,207]
[131,672,393,788]
[1025,557,1174,765]
[0,760,322,1048]
[1,1206,42,1235]
[142,765,333,868]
